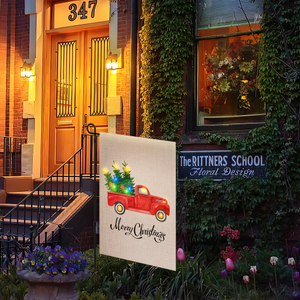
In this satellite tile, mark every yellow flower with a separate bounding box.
[241,80,248,83]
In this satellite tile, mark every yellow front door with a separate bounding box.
[49,29,108,173]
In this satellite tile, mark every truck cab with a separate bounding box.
[107,185,170,222]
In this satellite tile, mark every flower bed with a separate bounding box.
[19,245,87,277]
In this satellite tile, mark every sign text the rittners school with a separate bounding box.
[178,151,266,180]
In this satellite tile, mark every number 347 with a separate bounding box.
[68,0,97,21]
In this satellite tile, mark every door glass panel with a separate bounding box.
[56,41,77,117]
[90,37,109,115]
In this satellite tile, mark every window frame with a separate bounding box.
[190,1,265,131]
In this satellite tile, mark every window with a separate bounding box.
[138,187,148,196]
[196,0,264,127]
[90,37,109,115]
[56,41,77,117]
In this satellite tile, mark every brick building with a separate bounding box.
[0,0,265,179]
[0,0,141,178]
[0,0,142,250]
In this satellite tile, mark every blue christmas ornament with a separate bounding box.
[113,176,119,183]
[127,186,132,192]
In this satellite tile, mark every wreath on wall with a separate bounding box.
[204,38,260,113]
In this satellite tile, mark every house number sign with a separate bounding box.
[68,1,98,21]
[53,0,109,29]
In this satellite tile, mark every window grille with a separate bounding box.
[90,37,109,115]
[56,41,77,117]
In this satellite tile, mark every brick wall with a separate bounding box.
[116,0,141,136]
[70,224,95,252]
[116,0,131,135]
[0,0,29,140]
[13,0,29,138]
[0,0,8,138]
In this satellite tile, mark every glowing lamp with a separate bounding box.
[103,168,109,175]
[20,61,32,78]
[106,54,118,70]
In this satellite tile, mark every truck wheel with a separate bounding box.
[155,209,167,222]
[114,202,125,215]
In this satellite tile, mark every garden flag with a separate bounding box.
[99,133,176,271]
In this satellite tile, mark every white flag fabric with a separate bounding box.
[99,133,176,271]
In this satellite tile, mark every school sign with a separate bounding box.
[178,151,266,181]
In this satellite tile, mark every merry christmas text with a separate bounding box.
[110,217,166,243]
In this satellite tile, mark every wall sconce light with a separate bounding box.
[20,61,32,78]
[106,54,118,71]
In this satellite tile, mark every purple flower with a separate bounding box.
[46,268,51,275]
[295,271,300,282]
[54,245,61,252]
[220,270,228,277]
[190,256,194,261]
[52,267,58,275]
[36,262,42,269]
[292,246,299,255]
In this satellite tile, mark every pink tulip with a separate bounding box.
[177,248,185,261]
[226,258,235,271]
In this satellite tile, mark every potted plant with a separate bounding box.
[17,245,88,300]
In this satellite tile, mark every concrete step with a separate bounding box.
[33,177,81,192]
[6,190,74,206]
[2,218,38,236]
[0,203,66,220]
[0,176,33,193]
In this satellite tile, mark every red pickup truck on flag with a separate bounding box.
[107,185,170,222]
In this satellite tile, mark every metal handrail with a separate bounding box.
[0,136,27,176]
[0,133,99,244]
[1,149,82,240]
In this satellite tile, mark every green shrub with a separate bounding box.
[0,266,28,300]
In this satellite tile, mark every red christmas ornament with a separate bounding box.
[120,185,124,190]
[109,182,113,186]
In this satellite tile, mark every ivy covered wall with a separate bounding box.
[139,0,195,140]
[139,0,300,253]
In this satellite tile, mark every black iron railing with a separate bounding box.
[0,228,62,271]
[0,136,27,176]
[0,131,99,270]
[1,148,82,241]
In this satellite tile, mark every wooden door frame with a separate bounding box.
[41,24,109,177]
